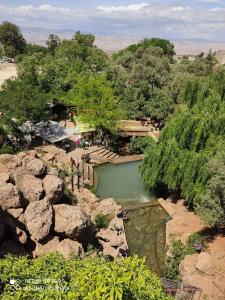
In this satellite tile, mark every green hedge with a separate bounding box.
[0,253,172,300]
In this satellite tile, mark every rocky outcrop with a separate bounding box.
[0,172,12,184]
[43,175,64,204]
[26,158,47,177]
[0,183,22,208]
[16,174,44,202]
[0,148,127,261]
[34,236,83,258]
[24,199,53,242]
[54,204,92,244]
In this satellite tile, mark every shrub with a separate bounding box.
[0,253,172,299]
[165,233,207,280]
[95,213,112,229]
[129,137,155,154]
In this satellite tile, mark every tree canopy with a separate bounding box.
[141,67,225,227]
[0,21,26,57]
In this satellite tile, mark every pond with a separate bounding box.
[94,160,155,204]
[94,160,169,275]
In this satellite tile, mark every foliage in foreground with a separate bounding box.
[0,253,172,300]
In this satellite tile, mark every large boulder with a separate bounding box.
[24,199,53,242]
[0,182,22,208]
[34,236,83,258]
[16,174,44,202]
[0,154,21,169]
[26,158,47,177]
[96,198,122,217]
[196,252,214,275]
[54,204,92,244]
[0,172,12,184]
[7,208,24,219]
[43,175,64,204]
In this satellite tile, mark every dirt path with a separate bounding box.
[0,63,17,88]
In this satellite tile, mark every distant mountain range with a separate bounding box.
[21,27,225,55]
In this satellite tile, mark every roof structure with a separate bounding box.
[33,121,74,143]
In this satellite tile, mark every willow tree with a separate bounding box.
[141,67,225,227]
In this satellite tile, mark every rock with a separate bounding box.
[7,208,24,219]
[24,199,53,242]
[103,245,119,258]
[0,172,12,183]
[196,252,214,275]
[26,158,47,177]
[54,204,92,244]
[34,236,83,258]
[15,227,27,244]
[47,167,59,176]
[0,240,28,256]
[74,188,98,204]
[57,239,83,258]
[16,174,44,202]
[96,229,124,248]
[0,182,22,208]
[43,175,64,204]
[42,145,65,155]
[22,152,37,167]
[43,152,55,162]
[0,154,21,168]
[97,198,122,217]
[179,254,198,280]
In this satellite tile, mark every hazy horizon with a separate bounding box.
[1,1,225,42]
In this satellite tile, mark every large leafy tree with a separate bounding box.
[66,74,124,130]
[0,21,26,57]
[141,67,225,227]
[46,34,61,55]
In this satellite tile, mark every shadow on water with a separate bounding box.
[95,160,170,275]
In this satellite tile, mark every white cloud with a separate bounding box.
[0,2,225,41]
[97,3,149,13]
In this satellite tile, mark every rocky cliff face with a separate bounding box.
[0,147,128,259]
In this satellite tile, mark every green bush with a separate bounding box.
[0,253,172,299]
[128,137,155,154]
[95,213,112,229]
[165,233,207,280]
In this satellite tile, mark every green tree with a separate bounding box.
[73,31,95,47]
[0,21,26,57]
[66,74,124,130]
[46,34,60,55]
[196,151,225,227]
[0,79,49,123]
[141,69,225,227]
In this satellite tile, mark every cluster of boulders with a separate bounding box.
[75,189,128,258]
[0,148,128,259]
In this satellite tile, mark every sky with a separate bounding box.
[0,0,225,41]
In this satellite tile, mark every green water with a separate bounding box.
[95,160,169,275]
[95,160,154,204]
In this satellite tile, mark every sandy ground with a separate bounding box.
[0,64,17,88]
